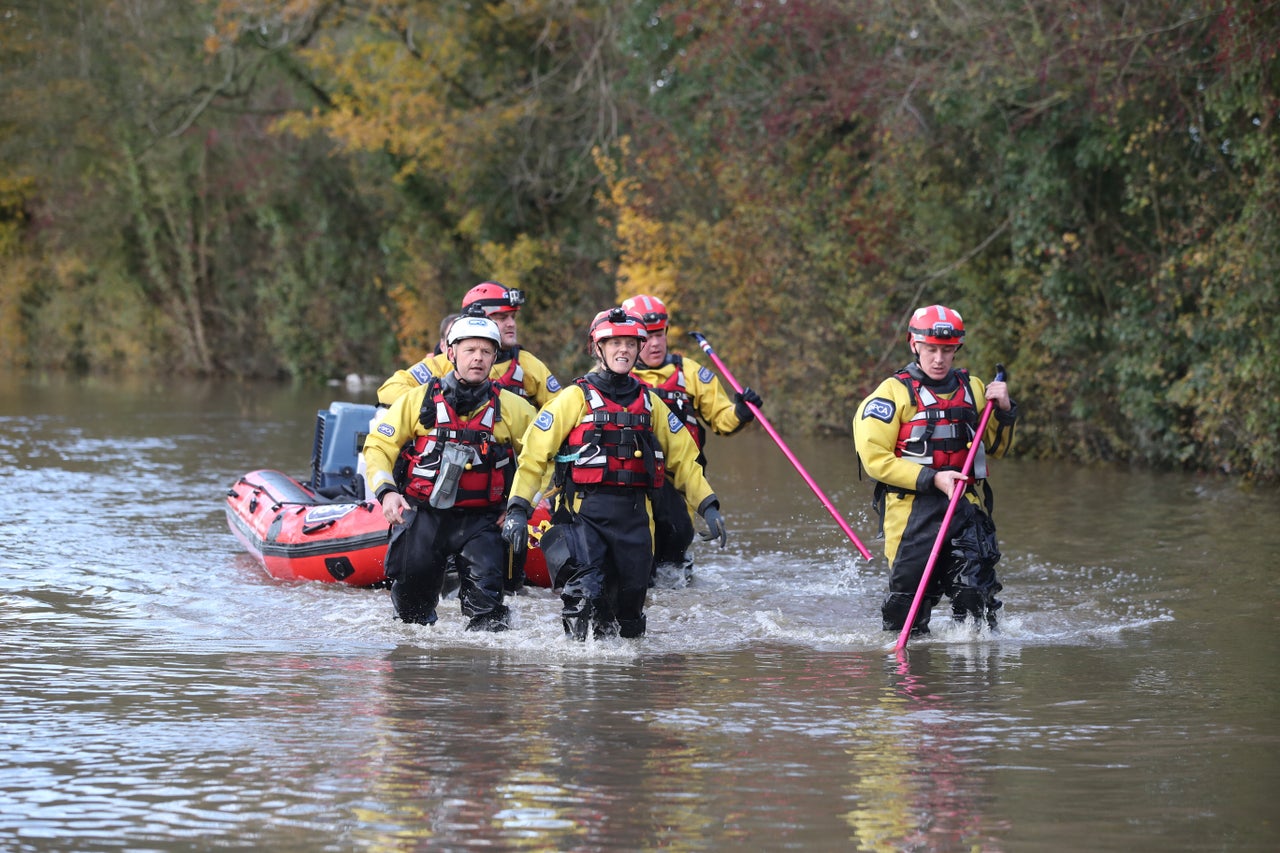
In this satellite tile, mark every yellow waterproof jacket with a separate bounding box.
[364,379,537,501]
[377,348,563,408]
[632,354,745,446]
[509,379,715,514]
[853,368,1016,564]
[855,370,1015,492]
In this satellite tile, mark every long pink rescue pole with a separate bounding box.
[688,331,872,561]
[895,365,1006,652]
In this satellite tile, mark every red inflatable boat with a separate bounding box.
[225,401,554,588]
[226,468,389,586]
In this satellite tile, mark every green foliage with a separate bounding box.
[2,0,1278,477]
[0,0,397,378]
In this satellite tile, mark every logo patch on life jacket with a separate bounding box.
[534,411,555,431]
[408,362,433,385]
[697,366,714,383]
[546,374,562,393]
[863,398,896,423]
[668,412,684,433]
[377,422,396,437]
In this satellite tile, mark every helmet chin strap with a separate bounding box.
[449,354,490,387]
[599,359,629,376]
[594,345,633,376]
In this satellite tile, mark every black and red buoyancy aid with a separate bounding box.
[398,380,514,507]
[492,348,527,398]
[892,367,983,474]
[642,355,705,448]
[560,379,665,488]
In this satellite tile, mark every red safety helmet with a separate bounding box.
[620,294,669,332]
[461,281,525,316]
[588,307,649,345]
[907,304,965,347]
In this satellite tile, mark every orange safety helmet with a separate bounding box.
[461,281,525,316]
[620,294,669,332]
[588,307,649,346]
[907,304,965,347]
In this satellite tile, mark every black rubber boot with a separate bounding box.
[590,597,618,639]
[652,562,687,589]
[952,590,1002,630]
[466,604,510,633]
[881,591,935,635]
[986,596,1003,630]
[618,615,646,639]
[951,589,985,624]
[563,615,590,641]
[395,608,438,626]
[562,597,592,641]
[391,582,439,625]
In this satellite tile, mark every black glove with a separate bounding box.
[501,502,529,558]
[700,505,727,549]
[734,387,763,424]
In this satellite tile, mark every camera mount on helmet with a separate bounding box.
[461,281,526,316]
[907,304,966,347]
[588,307,648,347]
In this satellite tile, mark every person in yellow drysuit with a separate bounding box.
[375,281,561,592]
[853,304,1017,635]
[621,294,761,587]
[501,307,728,640]
[363,316,537,630]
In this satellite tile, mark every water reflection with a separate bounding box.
[3,376,1280,851]
[351,651,716,849]
[825,647,993,851]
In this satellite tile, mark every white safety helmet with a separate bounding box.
[446,315,502,349]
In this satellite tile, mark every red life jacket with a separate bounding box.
[641,355,705,448]
[892,367,983,474]
[561,378,665,489]
[398,381,514,508]
[493,348,527,398]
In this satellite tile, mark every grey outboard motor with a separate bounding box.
[309,401,378,499]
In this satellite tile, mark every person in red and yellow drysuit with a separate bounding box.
[502,308,727,640]
[374,281,561,592]
[621,294,761,587]
[364,316,537,631]
[854,304,1017,635]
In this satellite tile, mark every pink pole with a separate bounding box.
[689,332,872,561]
[895,366,1006,652]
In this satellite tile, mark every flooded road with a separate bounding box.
[2,374,1277,850]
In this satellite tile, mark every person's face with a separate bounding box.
[450,338,498,384]
[912,341,959,380]
[639,327,668,366]
[489,310,518,348]
[598,336,639,373]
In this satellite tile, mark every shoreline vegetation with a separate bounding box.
[2,2,1276,479]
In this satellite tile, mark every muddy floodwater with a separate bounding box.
[2,375,1277,851]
